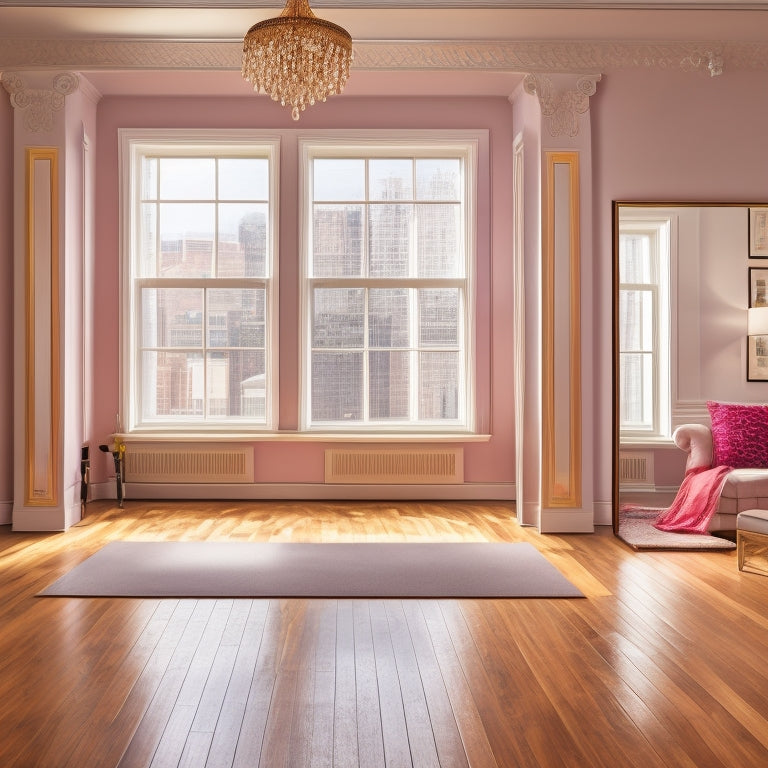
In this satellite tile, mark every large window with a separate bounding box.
[122,131,478,436]
[122,132,278,430]
[618,216,671,439]
[301,139,476,431]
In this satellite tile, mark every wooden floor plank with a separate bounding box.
[384,601,441,768]
[117,600,218,768]
[400,601,469,768]
[331,600,357,768]
[205,600,271,768]
[1,500,768,768]
[413,601,499,768]
[352,600,387,768]
[231,601,296,768]
[369,600,413,767]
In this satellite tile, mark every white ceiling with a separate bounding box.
[2,1,768,97]
[3,2,768,41]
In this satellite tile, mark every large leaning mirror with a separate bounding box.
[612,202,768,538]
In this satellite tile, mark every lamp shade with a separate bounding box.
[748,306,768,335]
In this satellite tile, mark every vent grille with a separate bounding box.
[619,451,654,485]
[124,445,254,484]
[325,448,463,484]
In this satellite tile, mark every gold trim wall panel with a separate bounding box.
[25,147,60,506]
[542,151,581,508]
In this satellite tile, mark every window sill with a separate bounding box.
[115,431,491,444]
[620,436,676,449]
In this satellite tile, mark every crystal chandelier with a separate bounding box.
[242,0,353,121]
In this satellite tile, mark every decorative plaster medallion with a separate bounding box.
[1,71,80,133]
[523,73,601,138]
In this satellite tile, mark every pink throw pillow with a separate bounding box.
[707,400,768,468]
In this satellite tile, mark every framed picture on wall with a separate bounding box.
[749,207,768,258]
[749,268,768,307]
[748,335,768,380]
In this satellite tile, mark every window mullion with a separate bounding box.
[202,287,208,419]
[363,288,370,422]
[409,286,419,423]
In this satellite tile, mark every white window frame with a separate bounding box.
[618,215,672,441]
[298,132,478,433]
[119,129,280,433]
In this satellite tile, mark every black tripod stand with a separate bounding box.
[99,440,125,508]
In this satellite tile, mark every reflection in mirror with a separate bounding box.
[613,202,768,540]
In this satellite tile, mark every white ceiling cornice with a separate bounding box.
[2,0,768,7]
[1,38,767,74]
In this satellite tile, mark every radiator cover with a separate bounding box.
[324,448,464,484]
[123,444,254,484]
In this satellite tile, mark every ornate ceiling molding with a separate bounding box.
[523,73,600,137]
[1,71,80,132]
[0,38,767,73]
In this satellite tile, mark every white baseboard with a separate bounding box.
[593,500,614,526]
[12,507,68,532]
[0,500,12,526]
[539,508,595,533]
[91,481,516,502]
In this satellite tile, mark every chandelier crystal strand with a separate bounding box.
[242,0,353,121]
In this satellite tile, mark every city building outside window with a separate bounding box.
[122,131,478,435]
[121,131,278,430]
[300,138,477,432]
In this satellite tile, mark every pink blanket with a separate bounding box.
[653,465,731,534]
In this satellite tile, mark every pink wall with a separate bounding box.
[93,95,516,487]
[0,96,12,519]
[593,68,768,499]
[594,69,768,202]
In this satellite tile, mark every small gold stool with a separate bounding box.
[737,509,768,576]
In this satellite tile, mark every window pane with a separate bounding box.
[619,233,652,283]
[369,350,409,419]
[207,288,266,348]
[141,156,157,199]
[240,354,268,419]
[314,159,365,201]
[141,288,203,348]
[158,203,215,277]
[139,203,157,277]
[131,141,276,429]
[313,288,364,348]
[369,204,411,278]
[369,289,409,347]
[619,289,653,351]
[419,351,459,420]
[417,203,461,277]
[369,159,413,201]
[415,158,461,200]
[159,158,215,200]
[313,204,364,277]
[218,203,269,278]
[218,158,269,201]
[206,349,266,419]
[620,352,653,429]
[141,351,204,420]
[312,352,363,421]
[419,289,458,347]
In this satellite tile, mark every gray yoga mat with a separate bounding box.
[38,541,583,598]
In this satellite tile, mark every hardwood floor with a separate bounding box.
[1,500,767,767]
